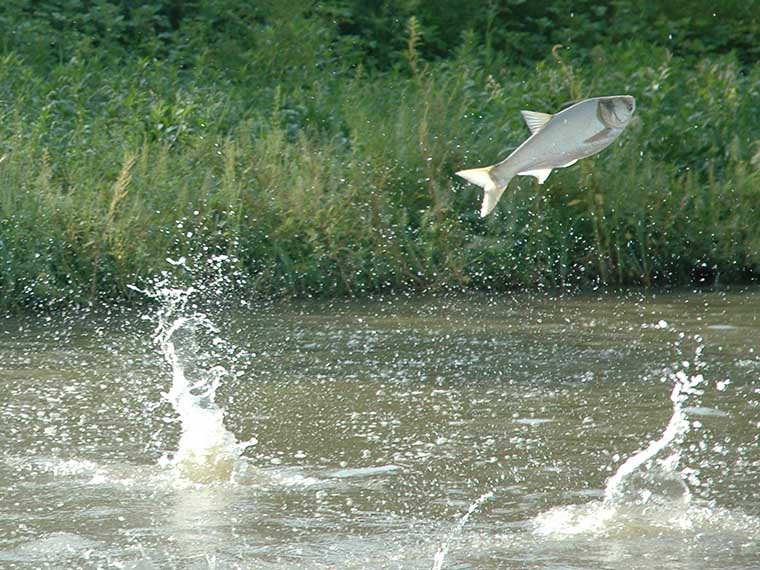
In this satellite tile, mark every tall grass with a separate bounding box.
[0,9,758,309]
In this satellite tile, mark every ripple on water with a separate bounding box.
[0,532,104,564]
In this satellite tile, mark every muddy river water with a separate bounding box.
[1,287,759,569]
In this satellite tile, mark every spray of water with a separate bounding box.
[603,340,705,506]
[534,330,708,536]
[130,257,256,483]
[431,491,494,570]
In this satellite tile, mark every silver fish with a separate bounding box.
[457,95,636,217]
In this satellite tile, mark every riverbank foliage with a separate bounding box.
[1,1,759,308]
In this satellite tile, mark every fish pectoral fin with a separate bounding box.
[583,128,613,144]
[559,158,578,168]
[520,111,553,135]
[518,168,553,184]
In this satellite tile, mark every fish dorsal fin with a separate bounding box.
[558,99,579,112]
[518,168,553,185]
[520,110,553,135]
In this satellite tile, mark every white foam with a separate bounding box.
[534,496,760,540]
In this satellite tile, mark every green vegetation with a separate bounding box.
[1,1,759,308]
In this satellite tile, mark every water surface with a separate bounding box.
[1,288,759,569]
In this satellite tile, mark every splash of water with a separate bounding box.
[431,491,494,570]
[155,285,255,483]
[535,335,708,537]
[603,342,705,506]
[131,260,256,484]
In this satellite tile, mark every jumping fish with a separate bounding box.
[456,95,636,217]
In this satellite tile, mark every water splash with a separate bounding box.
[131,259,256,484]
[534,334,708,537]
[603,341,705,506]
[431,491,494,570]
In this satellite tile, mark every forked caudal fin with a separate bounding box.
[455,166,510,217]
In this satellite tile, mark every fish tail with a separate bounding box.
[455,166,512,217]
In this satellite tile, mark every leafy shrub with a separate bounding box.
[0,1,758,308]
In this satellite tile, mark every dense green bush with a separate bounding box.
[0,1,758,308]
